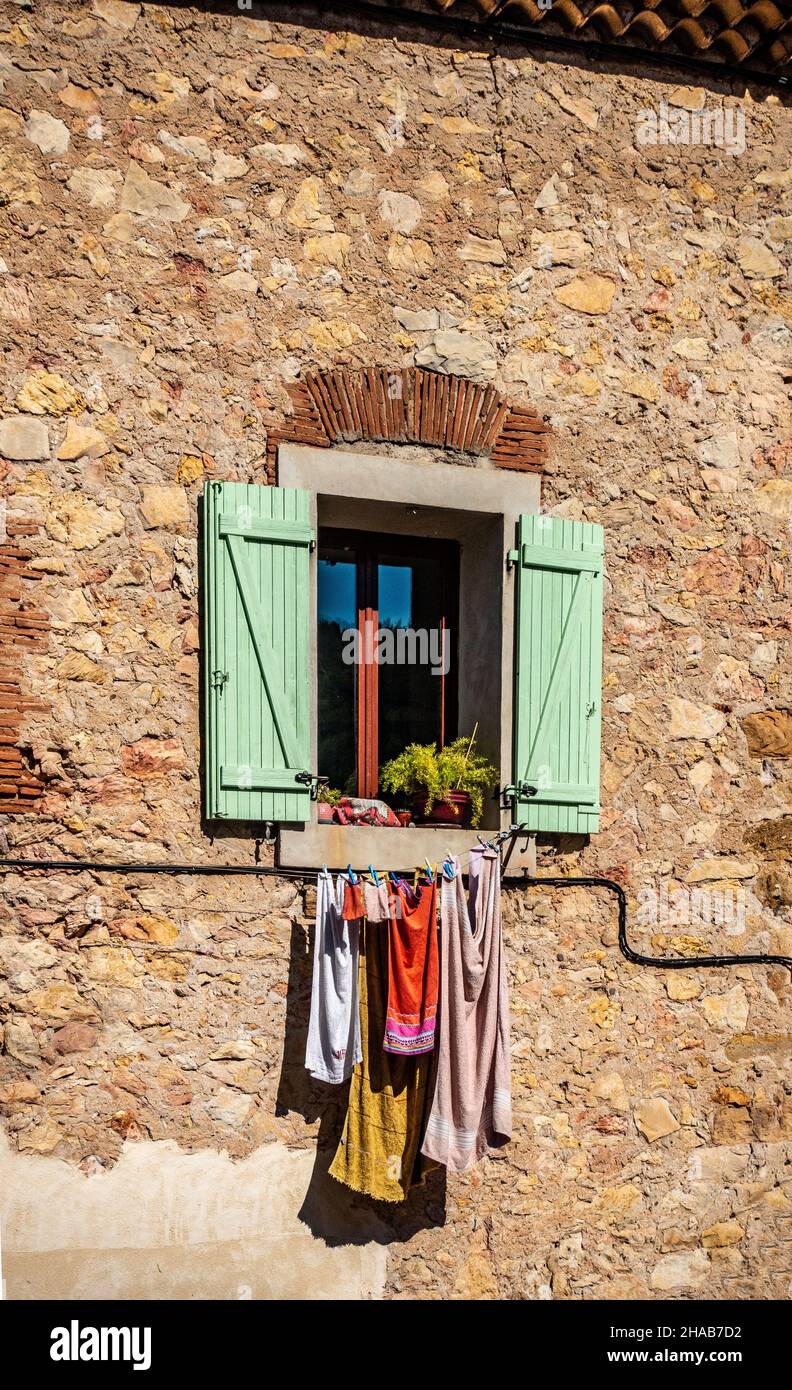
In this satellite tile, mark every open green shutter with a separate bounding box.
[203,481,314,822]
[511,515,604,834]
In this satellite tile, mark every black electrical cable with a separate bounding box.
[0,856,311,881]
[0,856,790,975]
[519,874,792,976]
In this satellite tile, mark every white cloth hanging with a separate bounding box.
[305,869,362,1083]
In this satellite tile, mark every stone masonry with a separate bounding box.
[0,0,791,1300]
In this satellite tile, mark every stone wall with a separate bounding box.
[1,0,791,1300]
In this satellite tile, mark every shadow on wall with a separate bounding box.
[149,0,791,105]
[276,919,448,1247]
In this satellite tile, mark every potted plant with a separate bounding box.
[379,731,498,828]
[316,786,343,823]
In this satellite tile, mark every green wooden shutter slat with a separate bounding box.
[512,515,604,835]
[218,514,314,545]
[203,481,314,822]
[520,543,602,574]
[220,766,309,792]
[203,469,214,821]
[525,783,597,804]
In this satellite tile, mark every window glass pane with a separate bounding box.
[318,549,357,793]
[318,556,356,627]
[378,564,411,628]
[317,531,459,801]
[377,548,454,772]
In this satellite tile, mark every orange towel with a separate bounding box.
[383,880,438,1055]
[342,879,364,921]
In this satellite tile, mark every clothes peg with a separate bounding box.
[346,863,357,885]
[424,858,434,883]
[368,864,380,887]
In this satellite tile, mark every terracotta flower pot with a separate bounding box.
[412,790,472,828]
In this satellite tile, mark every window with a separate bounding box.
[317,528,459,797]
[202,446,604,866]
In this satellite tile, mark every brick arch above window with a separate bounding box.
[267,367,550,479]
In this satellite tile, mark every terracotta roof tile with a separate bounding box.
[432,0,792,77]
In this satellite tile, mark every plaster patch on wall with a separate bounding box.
[0,1132,387,1300]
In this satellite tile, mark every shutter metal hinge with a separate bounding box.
[586,700,596,717]
[295,771,329,800]
[506,548,519,570]
[501,781,538,807]
[210,670,229,691]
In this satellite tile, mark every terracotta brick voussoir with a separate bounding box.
[267,366,550,479]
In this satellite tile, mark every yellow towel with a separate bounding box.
[329,920,437,1202]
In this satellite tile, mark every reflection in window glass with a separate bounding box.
[318,550,357,793]
[378,564,411,628]
[317,530,458,798]
[377,551,448,770]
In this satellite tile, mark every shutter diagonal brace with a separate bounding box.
[225,532,302,771]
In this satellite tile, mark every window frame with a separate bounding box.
[276,442,542,872]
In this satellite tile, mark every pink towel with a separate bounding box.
[363,880,390,922]
[421,847,512,1171]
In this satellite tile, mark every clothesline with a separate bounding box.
[332,822,532,892]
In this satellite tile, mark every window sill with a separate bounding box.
[278,823,535,878]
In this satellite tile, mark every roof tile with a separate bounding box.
[433,0,791,77]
